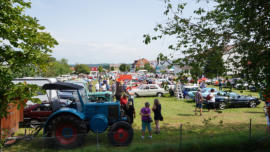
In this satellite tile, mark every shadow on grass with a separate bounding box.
[245,111,265,114]
[4,123,270,152]
[177,113,194,116]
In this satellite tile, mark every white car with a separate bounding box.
[129,84,167,97]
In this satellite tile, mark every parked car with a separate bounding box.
[234,82,249,90]
[204,92,260,109]
[129,84,167,97]
[181,85,199,98]
[24,98,73,128]
[24,103,53,127]
[88,91,113,102]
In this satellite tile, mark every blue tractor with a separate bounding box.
[42,82,133,148]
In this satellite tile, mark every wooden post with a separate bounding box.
[249,119,252,141]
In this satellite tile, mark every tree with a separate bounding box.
[144,0,270,97]
[204,49,226,79]
[98,66,103,73]
[110,66,115,71]
[74,64,89,74]
[119,64,130,72]
[144,63,155,73]
[135,66,140,72]
[42,58,72,77]
[0,1,58,118]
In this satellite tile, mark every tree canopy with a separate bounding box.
[119,64,130,72]
[144,0,270,97]
[0,0,58,118]
[42,58,71,77]
[74,64,89,74]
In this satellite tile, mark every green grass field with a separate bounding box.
[3,88,270,152]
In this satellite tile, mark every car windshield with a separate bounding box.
[138,85,145,89]
[229,92,239,98]
[201,88,209,93]
[79,88,88,103]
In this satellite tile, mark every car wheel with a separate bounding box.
[218,102,226,110]
[249,101,257,108]
[45,114,87,148]
[108,121,133,146]
[157,93,163,97]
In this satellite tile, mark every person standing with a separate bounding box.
[88,81,93,92]
[126,99,136,124]
[120,94,128,106]
[152,99,163,134]
[111,80,116,100]
[115,81,123,101]
[101,83,107,92]
[95,82,100,92]
[207,89,216,112]
[218,79,222,90]
[200,80,206,89]
[195,88,204,116]
[262,93,270,133]
[140,102,152,139]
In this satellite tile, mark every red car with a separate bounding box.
[23,103,53,127]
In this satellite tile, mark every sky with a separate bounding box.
[26,0,214,64]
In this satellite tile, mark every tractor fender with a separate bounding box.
[43,108,85,134]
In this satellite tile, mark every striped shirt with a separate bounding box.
[195,91,203,103]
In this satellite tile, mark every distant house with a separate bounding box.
[156,60,191,74]
[70,67,75,72]
[149,60,157,68]
[90,67,98,77]
[222,45,238,75]
[132,58,150,70]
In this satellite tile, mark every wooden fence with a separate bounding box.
[0,103,24,140]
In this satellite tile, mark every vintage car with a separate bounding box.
[23,103,53,127]
[88,91,113,102]
[203,92,260,109]
[129,84,167,97]
[181,85,199,98]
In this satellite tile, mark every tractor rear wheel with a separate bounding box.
[108,121,133,146]
[46,114,87,149]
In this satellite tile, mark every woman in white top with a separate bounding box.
[207,89,216,112]
[101,83,107,91]
[95,83,100,92]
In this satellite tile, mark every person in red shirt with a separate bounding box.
[120,94,128,106]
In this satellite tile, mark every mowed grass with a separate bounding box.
[4,89,269,152]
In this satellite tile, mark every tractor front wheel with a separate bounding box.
[108,121,133,146]
[46,114,87,149]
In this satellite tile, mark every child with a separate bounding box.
[140,102,152,139]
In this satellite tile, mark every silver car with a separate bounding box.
[129,84,167,97]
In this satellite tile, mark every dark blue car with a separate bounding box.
[204,92,260,110]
